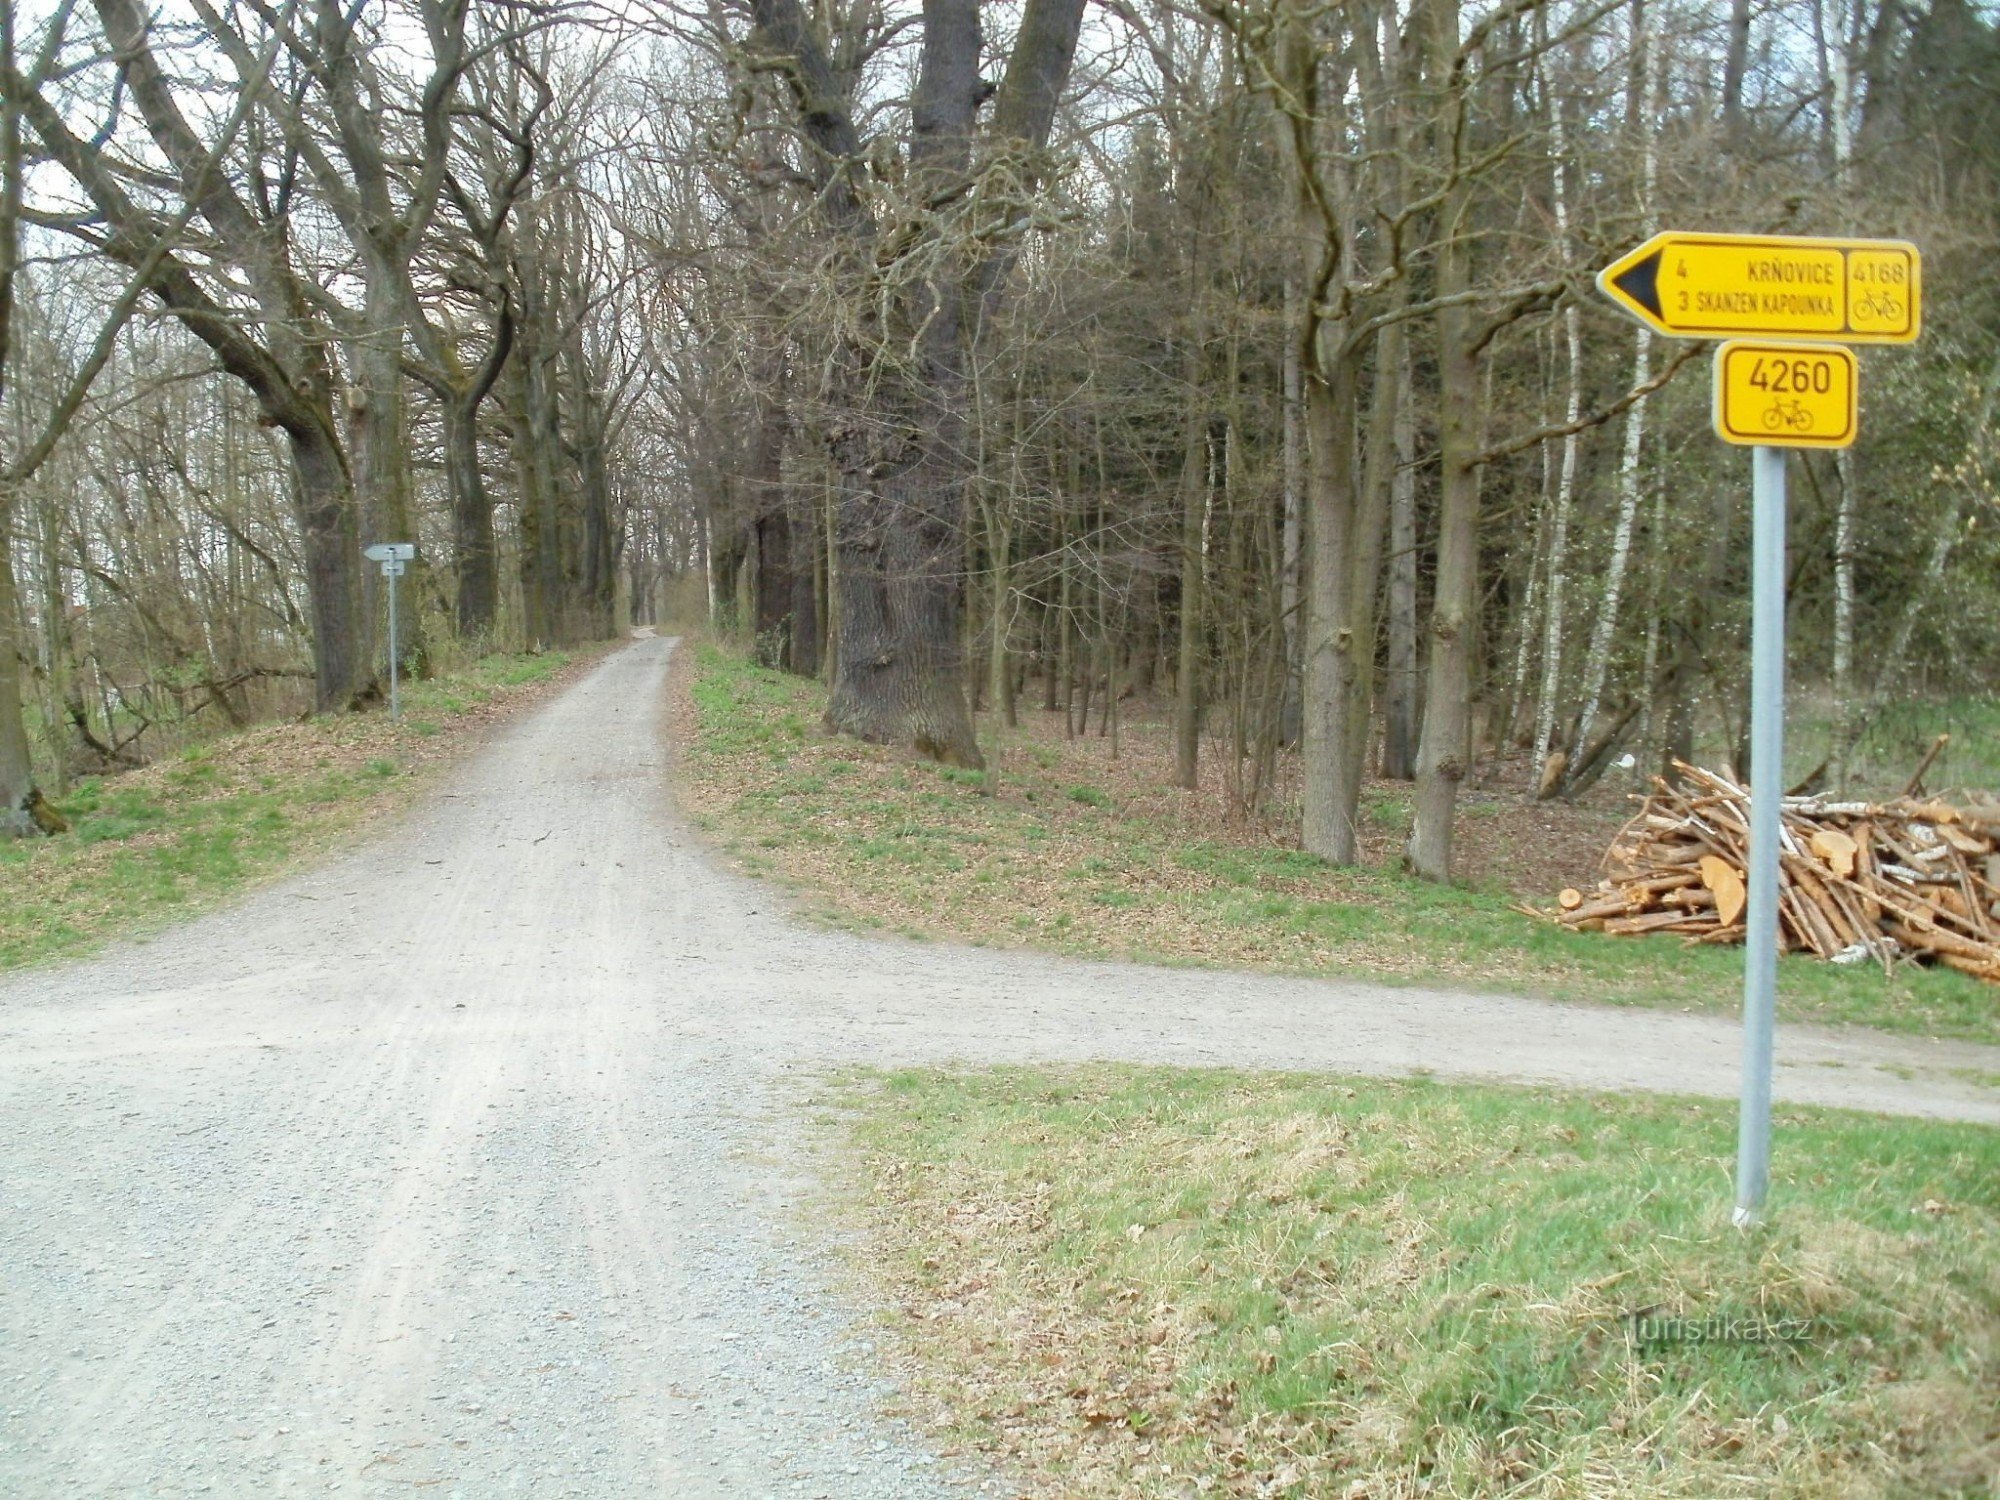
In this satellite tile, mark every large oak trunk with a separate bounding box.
[819,0,987,767]
[745,0,1082,768]
[348,323,411,674]
[825,443,982,767]
[289,424,369,713]
[445,399,499,639]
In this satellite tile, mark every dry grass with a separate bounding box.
[820,1064,2000,1499]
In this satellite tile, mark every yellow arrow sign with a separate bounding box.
[1599,232,1919,344]
[1713,341,1858,449]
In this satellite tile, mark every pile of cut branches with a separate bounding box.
[1547,761,2000,982]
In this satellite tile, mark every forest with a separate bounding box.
[3,0,1997,878]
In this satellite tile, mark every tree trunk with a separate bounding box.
[820,0,986,768]
[289,425,368,713]
[825,448,983,766]
[1341,316,1401,811]
[1409,0,1480,883]
[1723,0,1752,139]
[1532,66,1582,788]
[1828,453,1858,785]
[755,506,793,664]
[510,354,559,650]
[348,291,414,675]
[1299,335,1359,860]
[985,497,1012,733]
[34,486,79,788]
[0,489,38,837]
[788,492,821,677]
[578,420,617,640]
[445,397,499,641]
[1564,324,1651,785]
[747,0,1081,767]
[747,371,793,663]
[1381,333,1419,780]
[1173,386,1207,789]
[1823,0,1860,788]
[1279,278,1304,747]
[1531,319,1583,787]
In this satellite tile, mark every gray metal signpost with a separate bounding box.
[1733,445,1787,1225]
[364,544,416,721]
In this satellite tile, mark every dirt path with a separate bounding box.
[2,637,1994,1497]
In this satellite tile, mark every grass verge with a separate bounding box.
[827,1063,1999,1499]
[1,648,603,969]
[672,646,1998,1045]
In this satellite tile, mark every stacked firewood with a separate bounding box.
[1548,760,2000,982]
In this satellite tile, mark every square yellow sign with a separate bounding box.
[1713,341,1858,449]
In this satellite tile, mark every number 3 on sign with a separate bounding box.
[1713,340,1858,449]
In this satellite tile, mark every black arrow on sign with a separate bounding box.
[1612,249,1664,320]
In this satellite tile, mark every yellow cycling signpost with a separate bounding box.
[1712,342,1858,450]
[1598,231,1921,343]
[1597,230,1922,1228]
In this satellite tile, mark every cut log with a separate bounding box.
[1545,758,1998,984]
[1604,910,1711,936]
[1885,920,1999,966]
[1810,827,1859,879]
[1939,952,2000,980]
[1699,855,1747,928]
[1938,823,1993,856]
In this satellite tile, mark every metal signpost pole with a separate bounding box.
[1734,444,1787,1226]
[388,564,401,723]
[364,544,416,722]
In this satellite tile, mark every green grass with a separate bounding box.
[1833,694,2000,798]
[1164,841,1999,1042]
[679,646,2000,1045]
[1,650,580,970]
[832,1063,1999,1499]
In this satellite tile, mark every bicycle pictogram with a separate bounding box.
[1762,398,1814,432]
[1854,289,1903,322]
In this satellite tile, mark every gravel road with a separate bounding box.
[3,635,1995,1498]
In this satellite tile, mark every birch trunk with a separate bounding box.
[1530,47,1581,787]
[1563,6,1657,787]
[1825,0,1861,787]
[1506,495,1546,747]
[1532,304,1582,780]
